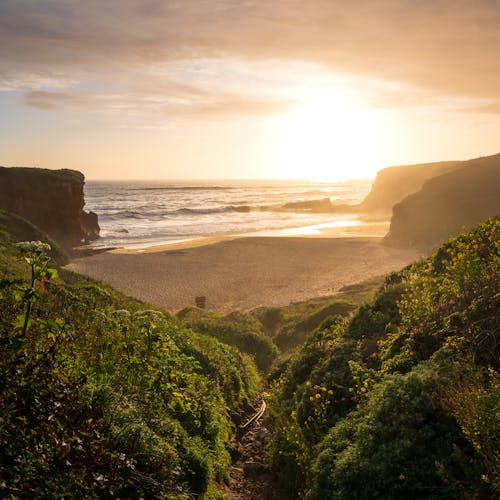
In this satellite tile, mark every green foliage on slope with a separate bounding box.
[0,217,259,498]
[178,308,279,373]
[252,276,382,353]
[0,209,68,266]
[268,217,500,499]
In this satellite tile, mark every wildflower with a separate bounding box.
[16,240,51,254]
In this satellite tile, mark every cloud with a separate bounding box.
[23,88,296,120]
[2,0,500,116]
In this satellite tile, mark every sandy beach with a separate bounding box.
[66,232,419,313]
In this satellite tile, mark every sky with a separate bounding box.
[1,0,500,181]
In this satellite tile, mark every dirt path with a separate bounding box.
[224,398,279,499]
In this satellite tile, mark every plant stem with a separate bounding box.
[21,262,35,336]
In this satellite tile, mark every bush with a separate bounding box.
[268,217,500,499]
[0,234,260,497]
[178,308,279,372]
[307,365,486,499]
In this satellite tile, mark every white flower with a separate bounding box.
[16,240,51,254]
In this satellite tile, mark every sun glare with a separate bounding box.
[277,89,381,181]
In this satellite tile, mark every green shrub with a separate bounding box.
[307,365,486,499]
[268,217,499,499]
[178,307,279,372]
[0,232,260,498]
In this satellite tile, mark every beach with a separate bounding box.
[66,230,418,313]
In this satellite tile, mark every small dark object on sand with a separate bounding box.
[196,296,206,308]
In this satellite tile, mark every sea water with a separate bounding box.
[83,179,372,249]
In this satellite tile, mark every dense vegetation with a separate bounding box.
[177,308,279,373]
[176,277,381,374]
[2,206,498,498]
[251,276,382,355]
[268,217,499,498]
[0,211,260,498]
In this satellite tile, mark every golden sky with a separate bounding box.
[1,0,500,180]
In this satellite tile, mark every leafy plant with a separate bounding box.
[0,223,260,498]
[268,217,500,499]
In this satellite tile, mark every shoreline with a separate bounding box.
[66,230,417,314]
[104,220,391,255]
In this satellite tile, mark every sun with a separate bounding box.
[276,89,382,181]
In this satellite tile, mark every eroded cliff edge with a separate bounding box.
[358,160,460,216]
[0,167,99,248]
[324,160,461,216]
[384,153,500,250]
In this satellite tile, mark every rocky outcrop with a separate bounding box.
[384,154,500,250]
[357,160,460,216]
[0,167,99,248]
[281,197,334,212]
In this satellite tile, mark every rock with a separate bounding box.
[358,160,460,216]
[80,209,100,242]
[281,197,333,212]
[384,153,500,251]
[257,427,272,444]
[243,461,267,474]
[0,167,99,248]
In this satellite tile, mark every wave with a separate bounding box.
[175,205,253,215]
[105,199,351,221]
[107,210,145,219]
[130,185,228,192]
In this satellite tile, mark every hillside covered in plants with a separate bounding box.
[0,209,260,498]
[267,217,499,499]
[1,207,499,499]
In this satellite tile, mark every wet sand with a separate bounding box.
[66,234,418,313]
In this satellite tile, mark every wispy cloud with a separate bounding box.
[23,88,296,120]
[3,0,500,118]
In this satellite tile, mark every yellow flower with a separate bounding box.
[399,474,405,481]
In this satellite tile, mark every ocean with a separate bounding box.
[83,179,372,249]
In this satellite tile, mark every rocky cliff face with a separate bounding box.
[384,154,500,250]
[358,160,460,216]
[0,167,99,248]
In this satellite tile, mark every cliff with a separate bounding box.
[384,153,500,250]
[0,167,99,248]
[357,160,460,215]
